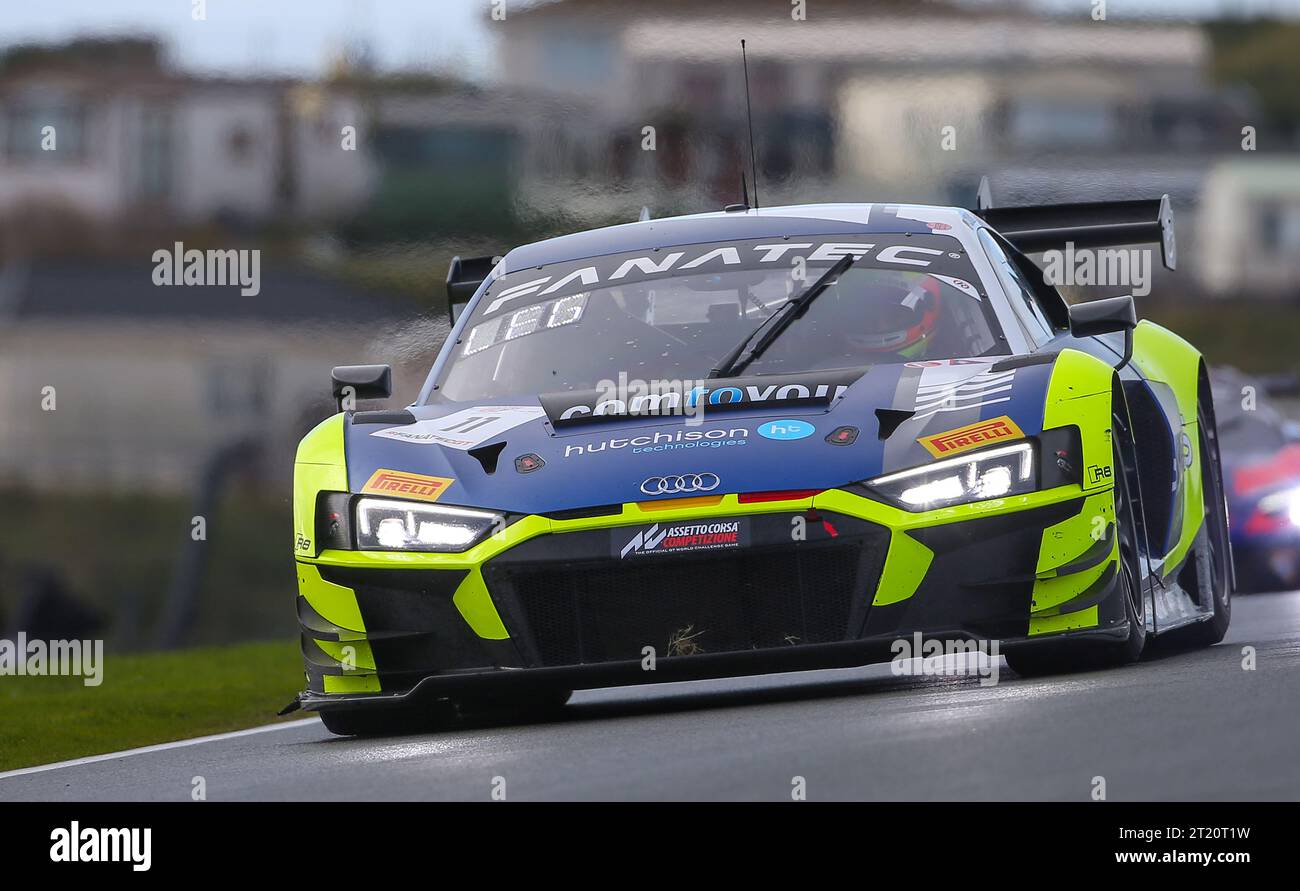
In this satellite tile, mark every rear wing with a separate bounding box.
[445,255,501,323]
[975,187,1176,271]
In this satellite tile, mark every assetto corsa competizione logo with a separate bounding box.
[619,520,743,558]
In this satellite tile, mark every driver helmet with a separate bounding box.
[838,273,943,359]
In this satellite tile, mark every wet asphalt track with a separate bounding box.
[3,591,1298,802]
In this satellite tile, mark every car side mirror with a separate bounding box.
[331,364,391,411]
[446,255,500,325]
[1069,295,1137,370]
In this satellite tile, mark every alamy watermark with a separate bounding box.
[151,242,261,296]
[1041,242,1152,298]
[592,374,709,424]
[0,632,103,686]
[50,822,150,871]
[890,633,1001,686]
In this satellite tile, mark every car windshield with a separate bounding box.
[432,233,1006,403]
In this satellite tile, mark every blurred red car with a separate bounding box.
[1213,368,1300,591]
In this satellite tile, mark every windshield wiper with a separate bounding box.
[708,253,856,379]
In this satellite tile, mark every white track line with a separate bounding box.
[0,717,321,780]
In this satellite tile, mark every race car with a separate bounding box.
[288,197,1232,735]
[1212,367,1300,592]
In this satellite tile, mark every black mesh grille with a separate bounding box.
[1124,381,1176,545]
[488,542,869,667]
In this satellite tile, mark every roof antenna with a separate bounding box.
[741,39,760,209]
[726,172,750,213]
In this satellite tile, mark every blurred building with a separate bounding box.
[496,0,1251,225]
[0,38,374,235]
[357,83,603,235]
[0,260,416,493]
[0,39,452,495]
[0,10,1288,496]
[1198,158,1300,300]
[0,35,607,245]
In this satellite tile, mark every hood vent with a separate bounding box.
[875,408,915,440]
[468,441,508,474]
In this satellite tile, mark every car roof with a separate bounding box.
[496,203,981,274]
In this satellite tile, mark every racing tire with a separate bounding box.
[1168,402,1232,648]
[1004,421,1146,677]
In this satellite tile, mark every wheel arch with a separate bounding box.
[1131,319,1203,428]
[1110,370,1155,569]
[1194,357,1236,592]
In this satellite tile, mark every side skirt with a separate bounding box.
[1144,523,1216,635]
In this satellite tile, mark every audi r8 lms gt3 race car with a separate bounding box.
[288,197,1233,736]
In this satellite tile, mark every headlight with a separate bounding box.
[354,497,502,552]
[866,442,1036,511]
[1258,486,1300,526]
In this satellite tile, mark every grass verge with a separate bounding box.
[0,640,304,773]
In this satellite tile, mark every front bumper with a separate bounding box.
[293,485,1124,709]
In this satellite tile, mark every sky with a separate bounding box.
[0,0,499,79]
[0,0,1296,82]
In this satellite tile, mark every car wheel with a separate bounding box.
[1171,402,1232,647]
[1004,420,1146,677]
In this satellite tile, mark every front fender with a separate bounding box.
[293,413,347,559]
[1043,347,1116,495]
[1130,321,1207,573]
[1131,320,1203,424]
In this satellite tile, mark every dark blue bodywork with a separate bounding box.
[347,359,1056,516]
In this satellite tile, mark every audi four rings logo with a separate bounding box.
[640,473,721,495]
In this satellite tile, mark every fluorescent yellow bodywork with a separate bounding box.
[1028,492,1117,635]
[1131,321,1208,575]
[294,413,348,560]
[293,350,1142,692]
[315,639,377,671]
[300,484,1103,641]
[323,674,382,694]
[452,570,510,640]
[297,562,365,635]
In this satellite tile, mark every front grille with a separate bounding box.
[487,542,871,667]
